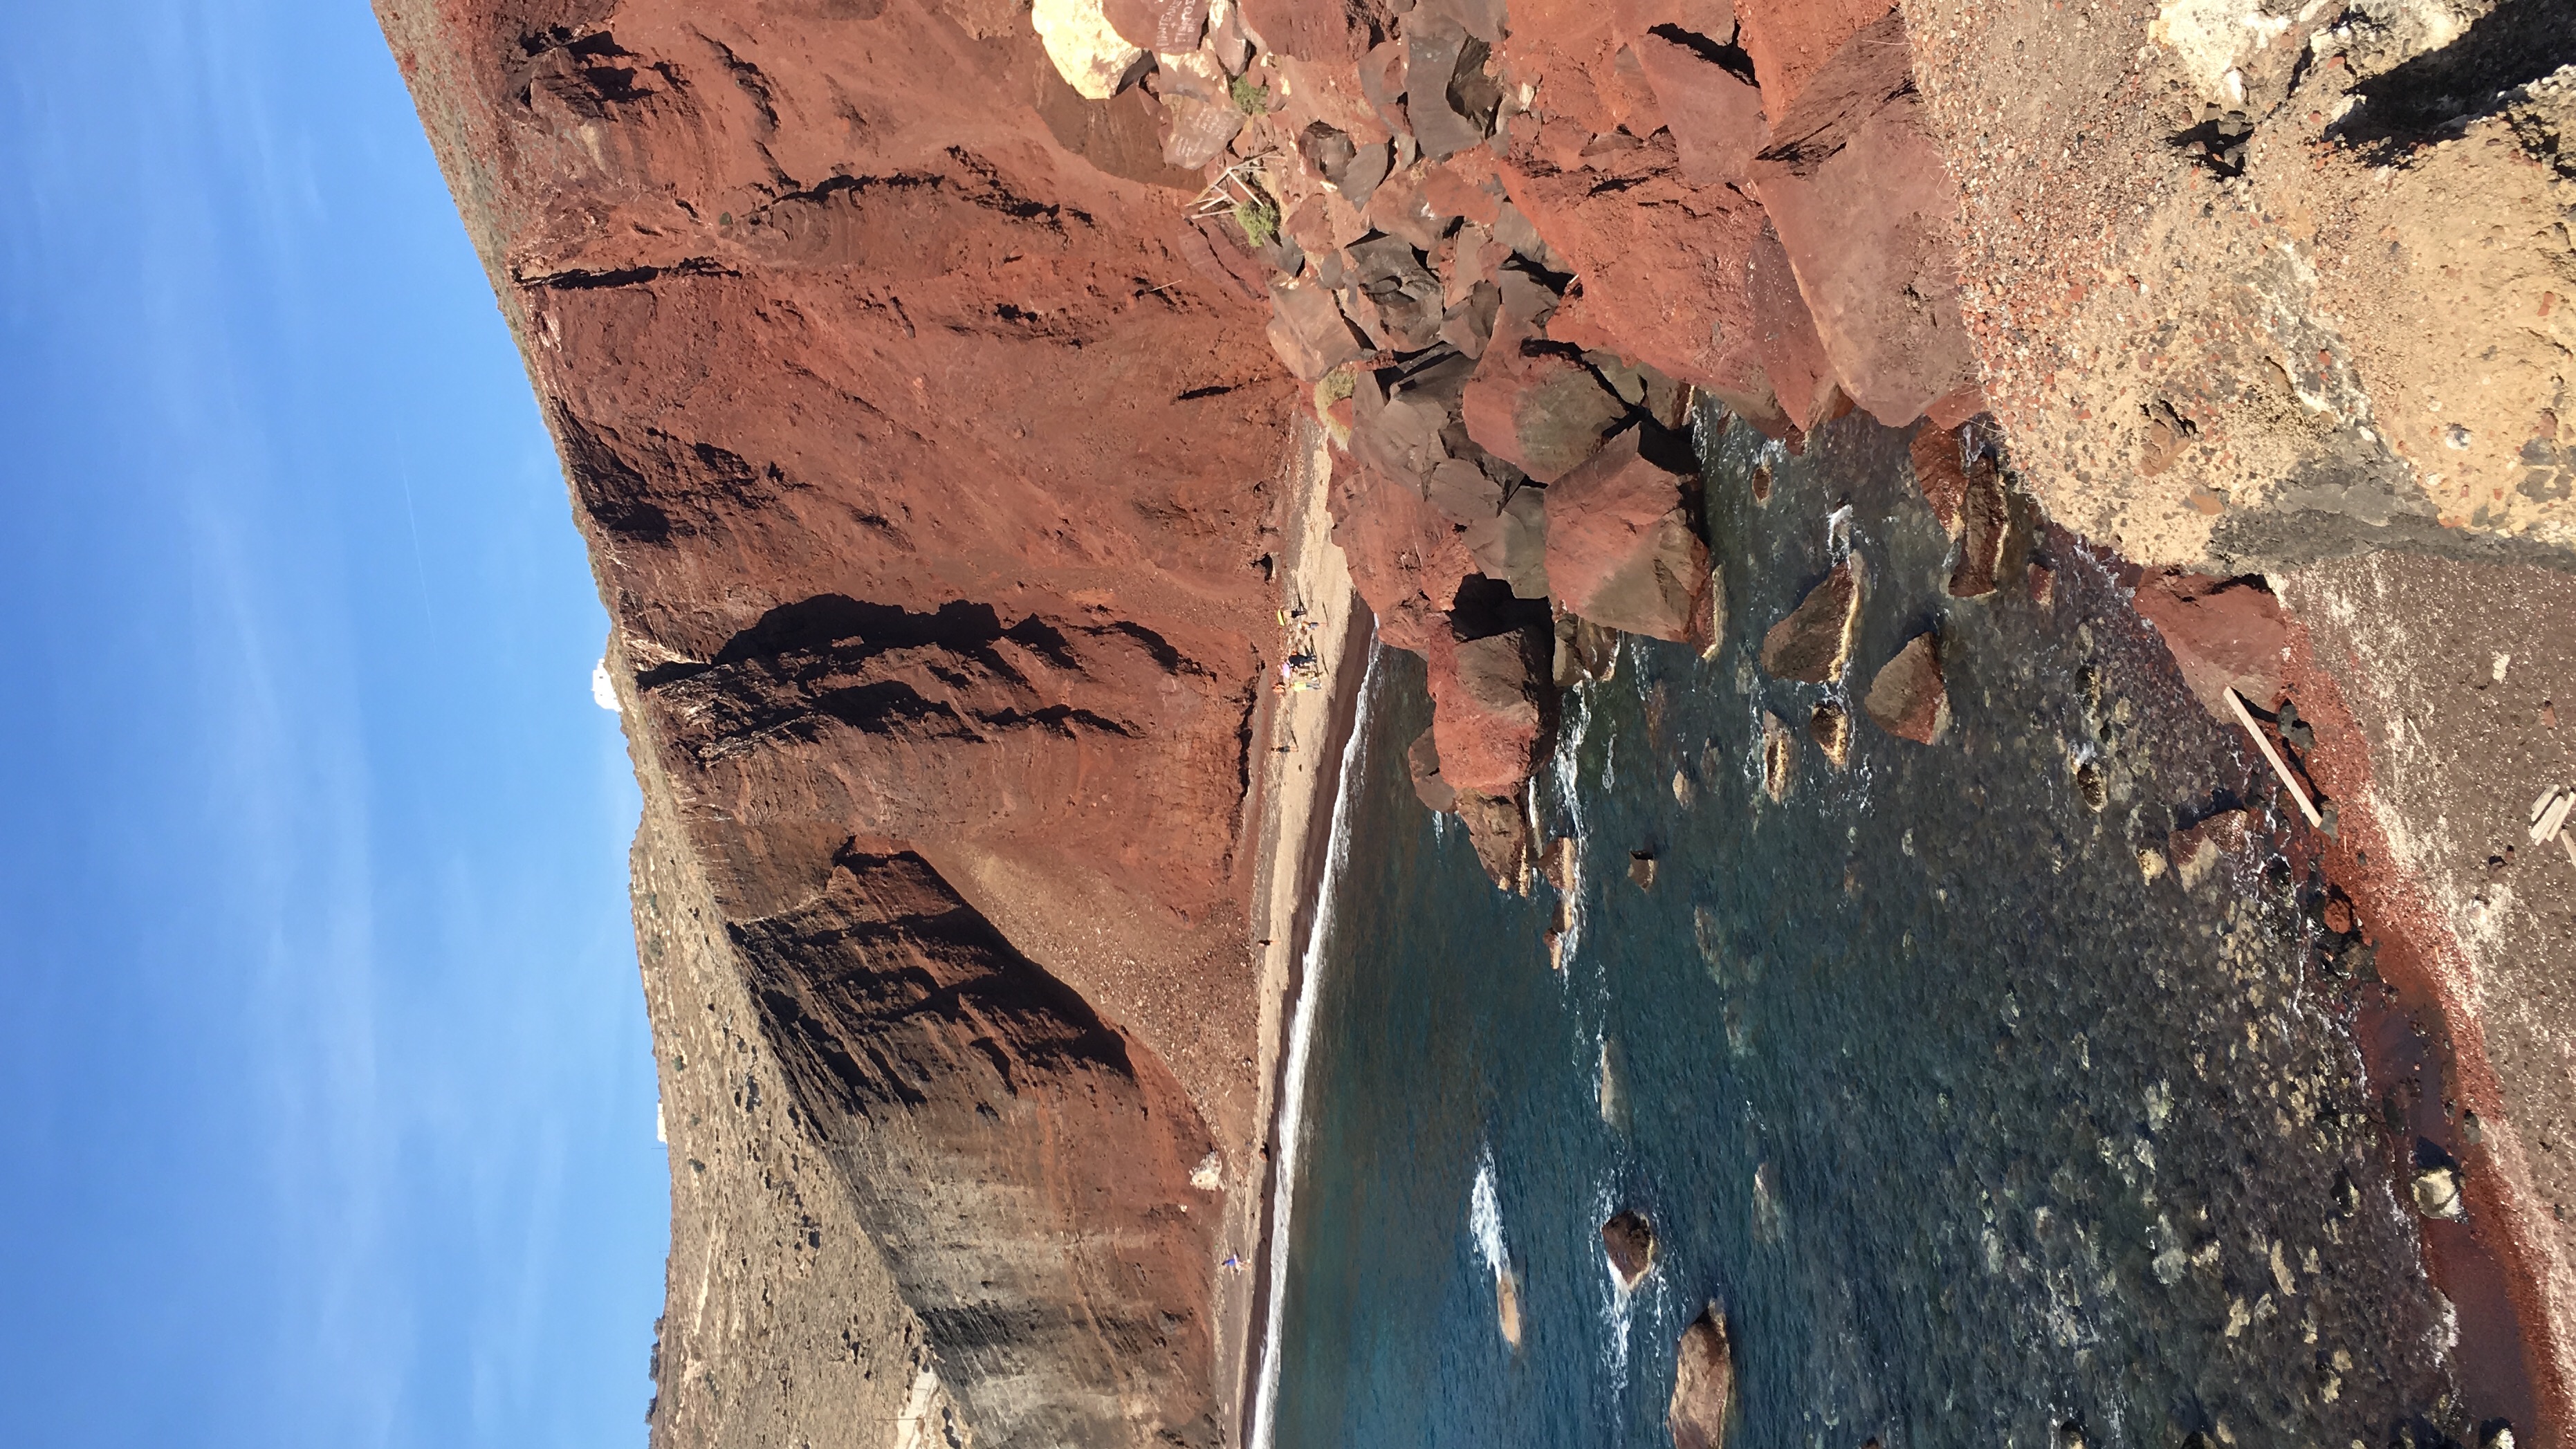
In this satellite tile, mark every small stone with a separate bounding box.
[1629,851,1657,889]
[1602,1209,1657,1290]
[2139,847,2168,881]
[2413,1163,2465,1220]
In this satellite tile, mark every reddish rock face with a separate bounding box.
[1543,429,1711,641]
[1733,0,1896,122]
[1747,9,1979,428]
[1428,626,1551,795]
[1631,32,1769,187]
[2133,571,2294,716]
[1749,222,1834,439]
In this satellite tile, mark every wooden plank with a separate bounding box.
[2227,687,2324,829]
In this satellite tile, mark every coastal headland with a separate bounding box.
[373,0,2576,1441]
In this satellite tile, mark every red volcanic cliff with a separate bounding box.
[376,0,1301,1441]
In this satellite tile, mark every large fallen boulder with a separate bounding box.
[1759,557,1863,683]
[1499,133,1779,421]
[1463,320,1632,482]
[1732,0,1897,122]
[1428,625,1552,795]
[1749,223,1837,439]
[1331,463,1478,652]
[2132,571,2292,716]
[1746,9,1980,428]
[1668,1305,1736,1449]
[1543,428,1710,641]
[1864,631,1949,743]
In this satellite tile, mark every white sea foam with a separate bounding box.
[1250,640,1383,1449]
[1470,1145,1509,1275]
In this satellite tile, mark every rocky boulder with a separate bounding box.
[1745,9,1979,428]
[1945,452,2010,598]
[1864,631,1949,744]
[1908,422,1968,533]
[1543,429,1711,641]
[2132,571,2292,717]
[1810,700,1852,768]
[1733,0,1896,120]
[1668,1305,1736,1449]
[1268,273,1372,382]
[1241,0,1399,62]
[1462,484,1552,599]
[1408,727,1459,813]
[1330,463,1478,653]
[1602,1209,1658,1289]
[1456,789,1538,892]
[1760,712,1798,802]
[1428,625,1552,796]
[1498,133,1780,420]
[1749,223,1837,439]
[1760,557,1863,683]
[1463,322,1632,482]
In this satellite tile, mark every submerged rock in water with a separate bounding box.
[1602,1209,1658,1290]
[1945,452,2009,598]
[1668,1305,1734,1449]
[1810,700,1852,769]
[1761,712,1798,802]
[1629,850,1657,889]
[1760,557,1863,683]
[1864,631,1949,744]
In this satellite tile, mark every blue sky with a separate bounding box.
[0,3,667,1444]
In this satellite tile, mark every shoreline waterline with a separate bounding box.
[1249,640,1383,1449]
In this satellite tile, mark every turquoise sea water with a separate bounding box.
[1263,411,2478,1449]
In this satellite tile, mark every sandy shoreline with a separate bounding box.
[1208,412,1371,1447]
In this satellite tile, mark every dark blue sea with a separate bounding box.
[1257,410,2476,1449]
